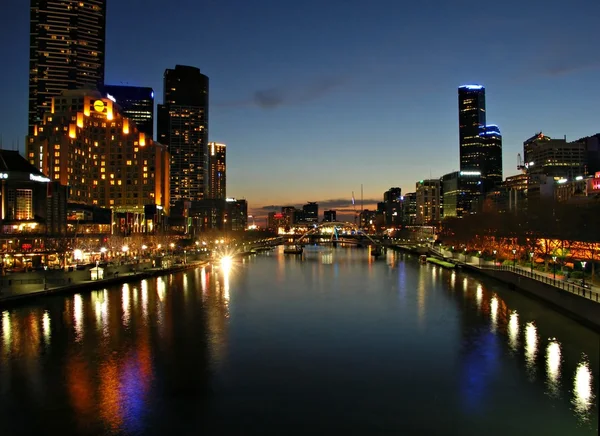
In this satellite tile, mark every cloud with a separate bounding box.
[544,60,600,77]
[215,75,349,109]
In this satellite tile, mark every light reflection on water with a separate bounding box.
[0,250,597,435]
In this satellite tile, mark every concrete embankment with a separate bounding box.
[0,261,208,308]
[462,264,600,332]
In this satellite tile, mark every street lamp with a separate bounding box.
[581,261,587,288]
[529,252,534,273]
[493,249,497,267]
[44,265,48,290]
[170,242,175,257]
[464,247,467,263]
[552,255,557,281]
[512,249,517,268]
[100,246,107,261]
[478,250,482,267]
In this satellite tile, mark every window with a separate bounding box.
[15,189,33,220]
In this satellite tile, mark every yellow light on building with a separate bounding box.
[123,118,129,134]
[76,112,83,128]
[69,124,76,139]
[139,132,146,147]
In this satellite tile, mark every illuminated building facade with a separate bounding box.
[101,85,154,138]
[416,179,442,225]
[27,90,170,233]
[401,192,417,226]
[441,171,482,218]
[302,202,319,223]
[29,0,106,135]
[524,132,587,181]
[227,198,248,231]
[383,187,402,228]
[458,85,502,191]
[0,150,68,249]
[208,142,226,199]
[157,65,209,207]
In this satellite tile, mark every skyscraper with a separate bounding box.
[208,142,226,199]
[29,0,107,135]
[157,65,209,207]
[458,84,502,191]
[101,85,155,138]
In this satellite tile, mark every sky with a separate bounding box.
[1,0,599,221]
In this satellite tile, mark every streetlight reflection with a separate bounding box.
[476,284,483,309]
[490,295,498,332]
[508,311,519,352]
[572,359,594,419]
[546,340,561,397]
[2,311,11,348]
[42,311,51,343]
[525,322,538,377]
[122,284,130,327]
[74,294,83,340]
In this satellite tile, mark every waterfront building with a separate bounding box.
[441,171,482,218]
[401,192,417,226]
[382,187,402,228]
[157,65,209,207]
[101,85,154,138]
[523,132,587,181]
[27,89,170,234]
[415,179,442,225]
[227,198,248,231]
[208,142,226,199]
[29,0,106,135]
[0,150,68,254]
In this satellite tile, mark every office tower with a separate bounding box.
[29,0,107,135]
[458,85,503,191]
[303,202,319,223]
[226,198,248,231]
[383,187,402,228]
[401,193,417,226]
[415,179,442,225]
[523,132,587,181]
[28,90,171,223]
[441,171,483,218]
[101,85,155,137]
[323,210,336,222]
[208,142,226,199]
[157,65,209,207]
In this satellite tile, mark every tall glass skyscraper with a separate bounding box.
[208,142,226,199]
[29,0,106,135]
[458,84,502,191]
[101,85,155,138]
[157,65,209,207]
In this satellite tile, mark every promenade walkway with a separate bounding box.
[430,247,600,303]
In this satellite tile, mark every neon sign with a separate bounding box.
[30,173,50,183]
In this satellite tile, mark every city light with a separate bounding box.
[220,255,233,272]
[122,245,129,253]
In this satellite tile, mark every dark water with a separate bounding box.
[0,247,598,435]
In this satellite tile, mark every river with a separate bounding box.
[0,247,598,435]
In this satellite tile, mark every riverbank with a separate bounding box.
[426,257,455,269]
[0,260,209,308]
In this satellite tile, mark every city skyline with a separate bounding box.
[2,0,600,219]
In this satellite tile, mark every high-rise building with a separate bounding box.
[303,202,319,223]
[101,85,155,138]
[524,132,587,181]
[29,0,107,135]
[458,85,502,191]
[226,198,248,231]
[382,187,402,228]
[441,171,483,218]
[157,65,209,207]
[208,142,226,199]
[27,90,170,228]
[415,179,442,225]
[401,193,417,226]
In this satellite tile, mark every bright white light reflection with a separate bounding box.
[42,311,51,343]
[122,284,130,326]
[476,284,483,309]
[2,311,11,347]
[573,359,594,416]
[141,280,148,319]
[463,277,468,292]
[490,296,498,332]
[74,294,83,340]
[525,322,538,371]
[200,268,207,293]
[157,277,166,301]
[450,271,456,288]
[546,340,561,396]
[223,269,230,305]
[508,311,519,352]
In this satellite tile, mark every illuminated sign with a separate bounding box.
[557,178,568,184]
[93,100,105,113]
[151,91,154,99]
[459,171,481,176]
[576,176,584,181]
[30,173,50,183]
[459,84,484,90]
[0,173,7,179]
[225,198,236,202]
[106,93,116,103]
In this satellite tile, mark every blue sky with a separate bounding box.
[1,0,599,218]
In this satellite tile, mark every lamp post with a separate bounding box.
[529,252,534,274]
[478,250,482,267]
[464,247,467,263]
[581,261,587,288]
[552,255,557,281]
[170,242,175,257]
[512,248,517,269]
[44,265,48,290]
[493,249,497,267]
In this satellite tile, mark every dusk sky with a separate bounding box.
[1,0,599,219]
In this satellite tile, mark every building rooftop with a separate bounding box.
[0,150,45,175]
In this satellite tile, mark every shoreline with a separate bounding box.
[0,260,209,308]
